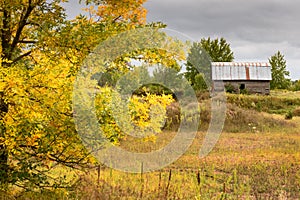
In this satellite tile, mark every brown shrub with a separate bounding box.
[292,107,300,116]
[196,91,210,101]
[164,102,180,131]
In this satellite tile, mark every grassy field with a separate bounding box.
[3,91,300,199]
[28,129,297,200]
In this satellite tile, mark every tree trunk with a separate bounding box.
[0,93,8,184]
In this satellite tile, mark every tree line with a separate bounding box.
[185,37,294,91]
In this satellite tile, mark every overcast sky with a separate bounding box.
[63,0,300,80]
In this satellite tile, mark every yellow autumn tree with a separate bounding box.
[0,0,153,189]
[0,0,72,187]
[0,0,186,191]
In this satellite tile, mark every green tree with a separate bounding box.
[185,37,234,91]
[291,80,300,91]
[185,42,211,91]
[153,66,183,89]
[200,37,234,62]
[117,65,151,95]
[269,51,291,89]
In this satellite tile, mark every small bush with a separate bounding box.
[164,102,181,131]
[291,80,300,91]
[193,73,208,91]
[95,87,174,141]
[225,83,236,93]
[196,91,210,100]
[285,110,293,120]
[240,88,249,95]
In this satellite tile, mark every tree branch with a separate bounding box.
[25,21,40,27]
[18,40,37,44]
[113,15,122,23]
[11,50,32,64]
[10,2,37,56]
[1,8,11,60]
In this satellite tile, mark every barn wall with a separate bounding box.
[213,80,270,95]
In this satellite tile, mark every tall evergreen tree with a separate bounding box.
[269,51,291,89]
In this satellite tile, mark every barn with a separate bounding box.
[211,62,272,95]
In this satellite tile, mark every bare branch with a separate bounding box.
[18,40,37,44]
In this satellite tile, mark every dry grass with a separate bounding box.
[10,91,300,199]
[62,127,300,199]
[13,129,300,199]
[270,90,300,99]
[56,126,300,199]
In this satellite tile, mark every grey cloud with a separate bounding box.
[62,0,300,79]
[145,0,300,79]
[145,0,300,44]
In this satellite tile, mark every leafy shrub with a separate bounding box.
[95,87,174,141]
[225,83,235,93]
[128,93,174,136]
[193,73,208,91]
[285,110,293,120]
[240,88,249,95]
[291,80,300,91]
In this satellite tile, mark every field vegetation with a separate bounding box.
[2,90,299,199]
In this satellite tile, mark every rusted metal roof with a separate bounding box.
[211,62,271,81]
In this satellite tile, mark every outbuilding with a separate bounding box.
[211,62,271,95]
